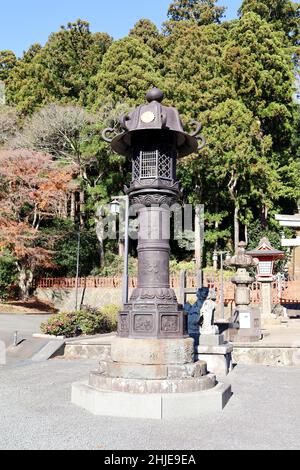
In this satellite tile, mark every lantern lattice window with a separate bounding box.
[134,150,173,180]
[158,153,172,179]
[140,151,158,178]
[258,261,273,275]
[133,157,140,180]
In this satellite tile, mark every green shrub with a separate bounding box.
[91,253,137,277]
[169,259,196,275]
[0,252,18,300]
[100,304,119,331]
[40,304,120,338]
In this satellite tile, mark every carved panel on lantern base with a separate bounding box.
[118,302,188,339]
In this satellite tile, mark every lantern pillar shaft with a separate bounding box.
[260,280,273,318]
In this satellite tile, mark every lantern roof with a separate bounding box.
[225,241,258,269]
[102,87,205,158]
[247,237,285,260]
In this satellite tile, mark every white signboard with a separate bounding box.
[281,238,300,247]
[240,311,251,329]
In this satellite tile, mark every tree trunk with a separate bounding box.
[194,205,203,270]
[119,240,125,258]
[64,193,68,219]
[18,267,33,301]
[79,190,85,228]
[228,173,239,254]
[98,239,105,269]
[70,192,76,222]
[245,225,248,246]
[213,216,219,270]
[96,218,105,269]
[261,205,268,229]
[234,203,240,254]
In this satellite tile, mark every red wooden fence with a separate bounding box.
[33,276,300,305]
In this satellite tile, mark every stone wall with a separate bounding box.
[35,287,233,317]
[36,287,189,311]
[233,347,300,367]
[63,335,300,368]
[35,287,126,311]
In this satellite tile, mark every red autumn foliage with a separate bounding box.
[0,149,77,298]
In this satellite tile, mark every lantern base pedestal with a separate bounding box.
[230,307,262,343]
[110,337,194,364]
[197,335,233,378]
[71,336,232,418]
[71,381,231,420]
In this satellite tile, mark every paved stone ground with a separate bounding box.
[0,359,300,450]
[0,314,51,345]
[0,314,52,365]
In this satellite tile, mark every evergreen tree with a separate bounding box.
[162,21,233,118]
[4,20,112,115]
[129,19,163,53]
[239,0,300,49]
[91,36,162,108]
[223,12,297,164]
[0,50,17,82]
[167,0,226,25]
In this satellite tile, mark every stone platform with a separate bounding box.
[71,381,232,419]
[64,334,114,361]
[232,321,300,367]
[99,359,207,380]
[197,343,233,377]
[71,336,232,418]
[89,370,216,393]
[64,321,300,368]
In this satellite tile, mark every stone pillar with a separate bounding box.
[294,238,300,280]
[230,269,261,342]
[119,204,187,339]
[260,279,281,326]
[225,243,261,343]
[260,281,272,317]
[137,207,170,291]
[118,197,187,340]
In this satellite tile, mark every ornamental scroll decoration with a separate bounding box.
[188,121,206,151]
[131,194,178,207]
[130,288,177,303]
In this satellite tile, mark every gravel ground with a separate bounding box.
[0,359,300,450]
[0,314,51,350]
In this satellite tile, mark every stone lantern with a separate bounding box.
[248,237,285,325]
[107,87,204,340]
[72,88,232,419]
[225,242,261,342]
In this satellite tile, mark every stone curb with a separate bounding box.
[33,333,66,340]
[71,381,232,419]
[30,340,65,362]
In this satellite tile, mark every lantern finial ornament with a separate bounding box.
[146,87,164,103]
